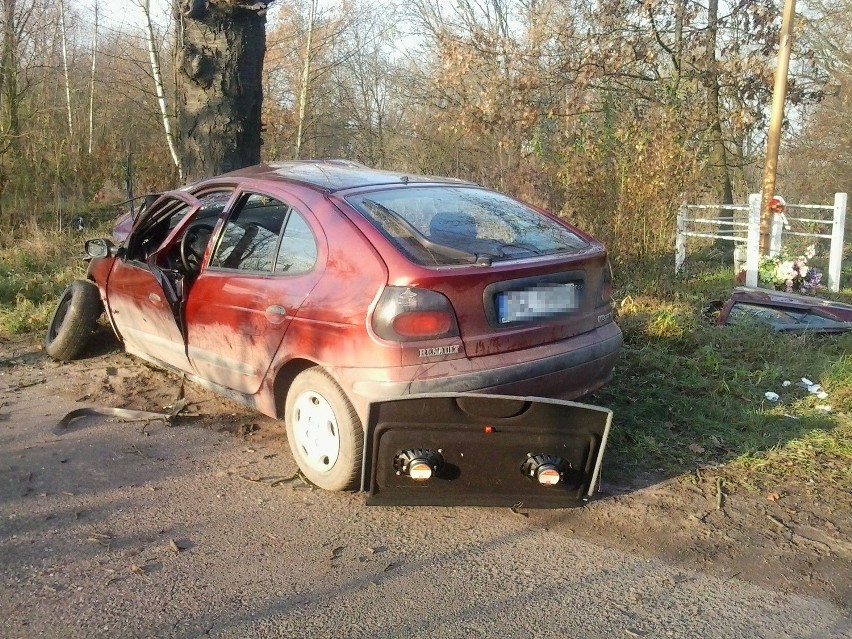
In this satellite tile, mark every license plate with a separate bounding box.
[497,283,579,323]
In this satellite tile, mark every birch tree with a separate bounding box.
[140,0,183,181]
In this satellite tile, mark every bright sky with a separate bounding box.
[74,0,173,31]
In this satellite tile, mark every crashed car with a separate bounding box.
[45,160,621,504]
[709,287,852,334]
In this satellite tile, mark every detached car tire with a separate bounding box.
[45,280,103,361]
[285,368,364,491]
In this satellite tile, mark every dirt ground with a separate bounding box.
[1,330,850,624]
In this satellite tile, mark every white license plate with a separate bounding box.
[497,283,579,323]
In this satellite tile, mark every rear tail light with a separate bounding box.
[372,286,460,342]
[597,261,613,306]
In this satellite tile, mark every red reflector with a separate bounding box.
[392,312,452,337]
[484,425,493,433]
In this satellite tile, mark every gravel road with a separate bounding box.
[0,341,849,639]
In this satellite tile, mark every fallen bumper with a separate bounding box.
[362,393,612,508]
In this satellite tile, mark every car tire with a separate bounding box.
[45,280,103,361]
[285,368,363,491]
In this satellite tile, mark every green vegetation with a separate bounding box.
[0,225,87,333]
[0,231,849,491]
[593,260,852,492]
[0,204,118,333]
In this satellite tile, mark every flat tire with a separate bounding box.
[45,280,103,361]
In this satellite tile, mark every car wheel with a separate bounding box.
[45,280,103,361]
[285,368,363,491]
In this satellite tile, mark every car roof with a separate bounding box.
[218,160,474,193]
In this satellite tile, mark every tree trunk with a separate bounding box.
[0,0,20,226]
[175,2,268,183]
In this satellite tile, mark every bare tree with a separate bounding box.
[294,0,316,159]
[140,0,183,180]
[87,0,97,154]
[59,0,73,138]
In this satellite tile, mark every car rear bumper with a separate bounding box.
[334,322,622,420]
[362,394,613,507]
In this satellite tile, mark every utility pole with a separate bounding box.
[758,0,796,255]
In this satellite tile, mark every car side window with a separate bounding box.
[129,200,192,262]
[210,194,290,272]
[275,212,317,274]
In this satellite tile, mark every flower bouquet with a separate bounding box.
[758,245,823,294]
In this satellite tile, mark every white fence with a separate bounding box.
[676,193,847,292]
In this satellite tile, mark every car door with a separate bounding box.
[184,191,323,394]
[105,193,201,371]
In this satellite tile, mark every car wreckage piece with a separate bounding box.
[364,394,612,507]
[708,287,852,334]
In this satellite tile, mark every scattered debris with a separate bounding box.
[87,532,113,550]
[55,385,193,434]
[715,477,725,511]
[766,514,789,531]
[5,378,47,391]
[167,539,187,554]
[240,472,305,488]
[510,502,529,518]
[237,423,260,439]
[761,372,831,407]
[124,444,150,459]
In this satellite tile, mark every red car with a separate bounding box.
[46,161,621,494]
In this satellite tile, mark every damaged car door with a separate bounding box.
[184,191,322,394]
[104,193,204,371]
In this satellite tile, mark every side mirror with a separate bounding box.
[85,238,116,259]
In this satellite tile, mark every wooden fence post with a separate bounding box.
[828,192,847,293]
[746,194,761,287]
[675,203,687,274]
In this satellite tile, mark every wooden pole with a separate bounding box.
[759,0,796,254]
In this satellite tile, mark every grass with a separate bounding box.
[0,230,850,492]
[0,223,89,333]
[0,200,120,332]
[593,257,852,492]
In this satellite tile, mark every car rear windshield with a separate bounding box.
[346,186,588,266]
